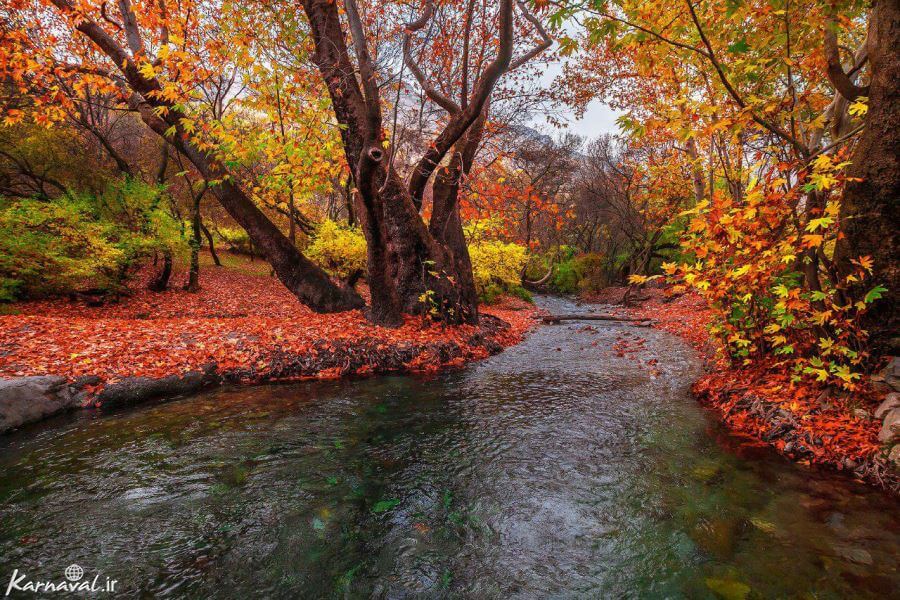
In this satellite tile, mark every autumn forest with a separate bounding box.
[0,0,898,596]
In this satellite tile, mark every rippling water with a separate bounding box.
[1,297,897,598]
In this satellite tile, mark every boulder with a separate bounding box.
[875,392,900,420]
[875,356,900,392]
[889,445,900,469]
[0,376,77,434]
[97,364,219,410]
[878,408,900,444]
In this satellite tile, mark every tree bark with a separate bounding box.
[834,0,899,352]
[301,0,499,325]
[428,109,489,323]
[200,221,221,266]
[147,249,172,292]
[185,190,203,292]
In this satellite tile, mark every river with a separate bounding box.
[0,298,897,598]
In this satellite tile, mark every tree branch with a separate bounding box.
[408,0,514,206]
[509,0,553,71]
[823,24,868,101]
[684,0,808,157]
[343,0,383,131]
[403,0,462,114]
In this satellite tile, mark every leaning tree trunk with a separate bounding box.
[152,119,364,313]
[835,0,900,353]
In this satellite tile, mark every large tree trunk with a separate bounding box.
[427,111,488,323]
[302,0,480,326]
[835,0,900,352]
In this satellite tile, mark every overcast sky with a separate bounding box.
[530,59,622,140]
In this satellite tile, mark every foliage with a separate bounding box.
[215,226,253,255]
[0,181,184,300]
[550,0,879,388]
[306,219,367,279]
[468,240,530,304]
[664,159,877,390]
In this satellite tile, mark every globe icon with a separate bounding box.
[64,564,84,582]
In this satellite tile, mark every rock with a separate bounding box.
[835,545,874,565]
[874,392,900,420]
[0,376,77,434]
[852,408,871,420]
[889,445,900,469]
[878,356,900,392]
[97,364,219,410]
[877,408,900,444]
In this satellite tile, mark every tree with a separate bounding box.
[0,0,363,312]
[299,0,551,325]
[829,0,899,351]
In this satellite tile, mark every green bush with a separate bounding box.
[551,259,580,294]
[306,219,367,279]
[215,226,253,254]
[0,180,185,301]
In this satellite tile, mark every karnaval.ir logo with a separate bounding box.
[5,563,118,595]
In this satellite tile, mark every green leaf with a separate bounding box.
[372,499,401,513]
[864,285,888,304]
[727,39,749,53]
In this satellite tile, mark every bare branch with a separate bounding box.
[116,0,145,57]
[403,0,462,114]
[408,0,515,206]
[509,0,553,71]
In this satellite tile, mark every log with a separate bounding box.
[539,314,654,325]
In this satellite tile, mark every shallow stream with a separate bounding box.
[1,298,897,598]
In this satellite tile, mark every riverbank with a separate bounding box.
[0,262,535,433]
[607,287,900,494]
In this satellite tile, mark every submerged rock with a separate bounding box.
[0,375,77,433]
[705,577,751,600]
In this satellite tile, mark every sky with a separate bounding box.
[530,59,623,140]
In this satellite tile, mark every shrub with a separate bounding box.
[468,240,529,303]
[551,259,580,293]
[215,226,253,255]
[574,253,607,293]
[306,219,367,279]
[0,181,184,300]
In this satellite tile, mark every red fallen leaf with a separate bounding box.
[0,264,536,390]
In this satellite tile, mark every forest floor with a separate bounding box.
[0,251,535,407]
[601,287,898,493]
